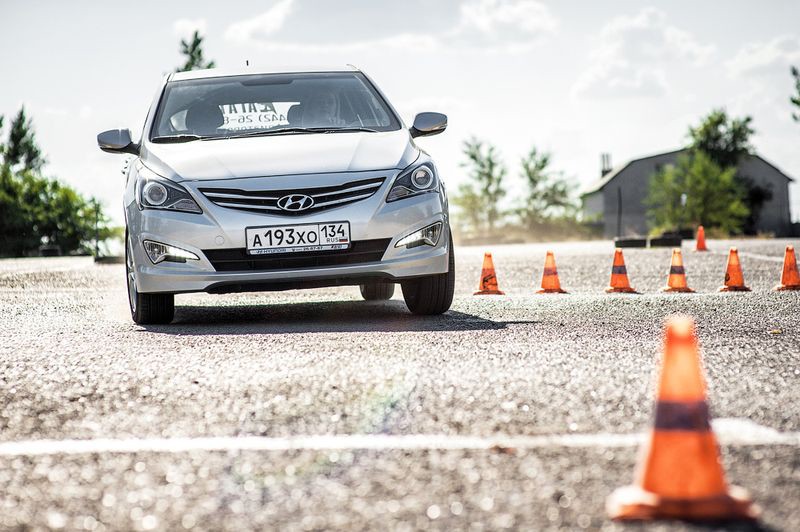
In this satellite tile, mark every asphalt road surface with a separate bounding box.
[1,238,799,531]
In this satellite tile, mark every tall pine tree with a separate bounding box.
[4,107,46,171]
[176,31,216,72]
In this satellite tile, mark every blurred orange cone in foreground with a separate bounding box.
[774,245,800,291]
[662,249,694,293]
[719,247,750,292]
[474,252,505,295]
[606,316,759,521]
[606,248,638,294]
[537,251,567,294]
[695,226,708,252]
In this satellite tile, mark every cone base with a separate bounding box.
[773,284,800,291]
[605,286,639,294]
[661,286,695,293]
[607,484,759,522]
[536,288,567,294]
[473,290,505,295]
[694,248,709,252]
[719,285,751,292]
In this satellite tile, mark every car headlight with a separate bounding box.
[143,240,200,264]
[395,222,443,249]
[386,163,438,202]
[136,165,202,214]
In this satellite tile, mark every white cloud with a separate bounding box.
[459,0,558,37]
[224,0,295,45]
[572,8,714,98]
[575,62,668,98]
[726,35,800,77]
[173,18,208,42]
[223,0,556,54]
[723,35,800,133]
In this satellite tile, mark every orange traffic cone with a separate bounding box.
[662,249,694,293]
[606,248,638,294]
[607,315,759,521]
[719,247,750,292]
[774,245,800,291]
[474,252,505,295]
[695,226,708,252]
[537,251,567,294]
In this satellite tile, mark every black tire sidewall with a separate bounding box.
[401,234,455,315]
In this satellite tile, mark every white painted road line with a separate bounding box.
[0,419,797,457]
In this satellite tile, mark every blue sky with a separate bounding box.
[2,0,800,224]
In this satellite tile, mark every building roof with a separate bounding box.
[582,147,794,195]
[582,148,685,195]
[170,64,359,82]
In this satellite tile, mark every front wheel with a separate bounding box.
[126,230,175,325]
[401,242,455,315]
[359,282,395,301]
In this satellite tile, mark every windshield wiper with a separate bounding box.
[207,126,379,140]
[215,127,319,139]
[151,134,206,143]
[327,127,379,133]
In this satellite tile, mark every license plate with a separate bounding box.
[245,222,351,255]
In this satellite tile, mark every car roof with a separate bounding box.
[170,64,360,82]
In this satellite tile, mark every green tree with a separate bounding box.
[646,151,748,235]
[516,147,575,228]
[792,66,800,122]
[0,108,117,257]
[0,165,38,256]
[452,138,506,235]
[0,169,115,257]
[4,107,46,171]
[451,183,483,236]
[687,108,753,168]
[687,108,769,233]
[176,30,216,72]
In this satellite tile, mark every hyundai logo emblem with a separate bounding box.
[277,194,315,212]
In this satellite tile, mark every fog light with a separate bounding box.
[394,222,443,249]
[143,240,199,264]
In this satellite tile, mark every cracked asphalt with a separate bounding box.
[1,239,799,531]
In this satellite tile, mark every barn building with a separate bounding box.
[582,149,794,238]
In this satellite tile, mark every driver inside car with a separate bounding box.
[302,92,346,127]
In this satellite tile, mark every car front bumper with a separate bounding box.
[127,185,450,294]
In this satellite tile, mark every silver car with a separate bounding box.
[98,66,454,324]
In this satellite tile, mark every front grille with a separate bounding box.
[199,177,385,216]
[203,238,391,272]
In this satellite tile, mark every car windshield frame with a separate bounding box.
[148,71,402,142]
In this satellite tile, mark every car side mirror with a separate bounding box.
[410,112,447,138]
[97,129,139,155]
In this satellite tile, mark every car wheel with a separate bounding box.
[401,238,455,315]
[126,229,175,325]
[359,282,395,301]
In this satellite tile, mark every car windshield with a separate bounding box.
[150,72,401,140]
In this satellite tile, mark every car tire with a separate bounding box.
[401,238,455,315]
[126,229,175,325]
[359,282,395,301]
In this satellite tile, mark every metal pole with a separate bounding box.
[616,188,622,237]
[94,200,99,258]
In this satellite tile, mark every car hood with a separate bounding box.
[142,130,418,181]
